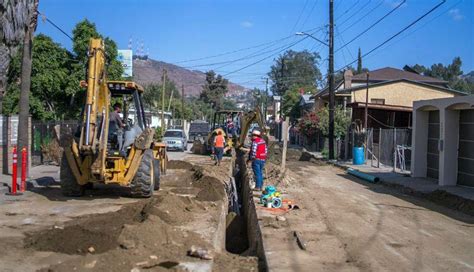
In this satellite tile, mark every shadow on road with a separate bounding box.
[28,183,127,201]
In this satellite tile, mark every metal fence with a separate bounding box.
[367,128,412,172]
[31,120,79,166]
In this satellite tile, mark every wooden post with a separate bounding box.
[280,117,289,175]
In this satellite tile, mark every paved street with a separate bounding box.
[261,161,474,271]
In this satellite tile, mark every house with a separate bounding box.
[272,96,282,121]
[411,95,474,187]
[313,67,465,128]
[298,94,314,116]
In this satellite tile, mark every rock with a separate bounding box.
[84,260,97,269]
[119,239,136,250]
[130,268,140,272]
[135,261,149,267]
[87,246,95,254]
[187,245,213,260]
[276,215,286,222]
[149,255,158,260]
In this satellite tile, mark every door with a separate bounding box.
[458,110,474,187]
[426,111,439,180]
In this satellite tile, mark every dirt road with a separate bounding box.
[262,161,474,271]
[0,151,258,271]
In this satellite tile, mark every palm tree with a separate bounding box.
[0,0,39,175]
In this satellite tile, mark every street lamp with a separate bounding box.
[295,32,329,47]
[295,29,335,160]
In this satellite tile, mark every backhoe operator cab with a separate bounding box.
[60,38,166,198]
[107,81,148,156]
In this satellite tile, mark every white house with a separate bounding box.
[411,95,474,187]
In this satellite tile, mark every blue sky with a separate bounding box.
[37,0,474,89]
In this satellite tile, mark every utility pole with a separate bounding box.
[365,72,369,129]
[264,77,269,121]
[161,69,166,136]
[328,0,335,160]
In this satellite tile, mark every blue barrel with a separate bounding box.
[353,147,365,165]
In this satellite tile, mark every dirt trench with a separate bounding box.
[20,159,259,272]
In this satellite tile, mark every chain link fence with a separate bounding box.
[367,128,412,172]
[31,120,79,166]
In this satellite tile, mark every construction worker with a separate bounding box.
[109,103,125,151]
[213,130,225,166]
[248,130,267,191]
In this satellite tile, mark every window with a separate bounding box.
[371,98,385,105]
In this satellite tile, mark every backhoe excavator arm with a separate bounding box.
[78,38,111,176]
[236,107,267,149]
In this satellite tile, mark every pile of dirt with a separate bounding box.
[194,176,226,202]
[149,192,206,225]
[24,199,153,255]
[267,142,324,165]
[167,160,193,170]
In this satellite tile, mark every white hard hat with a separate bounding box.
[252,130,261,136]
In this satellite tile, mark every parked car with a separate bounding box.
[163,129,187,151]
[188,120,210,143]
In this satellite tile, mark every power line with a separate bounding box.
[339,0,385,34]
[326,0,446,77]
[299,0,319,30]
[38,11,73,41]
[223,37,309,77]
[336,0,360,22]
[361,0,463,63]
[290,0,310,34]
[181,27,323,70]
[175,26,322,64]
[337,0,373,29]
[335,0,407,53]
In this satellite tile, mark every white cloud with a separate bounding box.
[240,21,253,28]
[449,8,464,21]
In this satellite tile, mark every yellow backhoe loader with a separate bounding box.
[61,38,167,197]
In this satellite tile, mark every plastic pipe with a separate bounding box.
[347,168,380,183]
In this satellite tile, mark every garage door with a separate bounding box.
[458,110,474,187]
[426,111,439,180]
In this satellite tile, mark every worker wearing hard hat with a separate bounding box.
[248,129,267,191]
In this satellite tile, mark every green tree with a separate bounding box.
[200,70,229,110]
[3,19,124,120]
[317,106,350,139]
[268,50,321,96]
[407,57,474,93]
[281,85,316,120]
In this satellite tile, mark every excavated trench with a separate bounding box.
[224,150,267,270]
[22,159,262,271]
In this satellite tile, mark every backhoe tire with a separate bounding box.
[60,152,85,197]
[130,150,154,198]
[153,159,161,191]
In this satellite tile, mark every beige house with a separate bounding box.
[313,67,464,128]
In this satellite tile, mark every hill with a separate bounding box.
[461,71,474,83]
[133,58,246,96]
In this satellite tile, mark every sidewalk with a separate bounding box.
[306,150,474,215]
[1,164,59,193]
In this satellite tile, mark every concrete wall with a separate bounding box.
[352,81,456,107]
[411,96,474,186]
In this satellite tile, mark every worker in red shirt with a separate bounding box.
[213,130,225,166]
[247,130,267,191]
